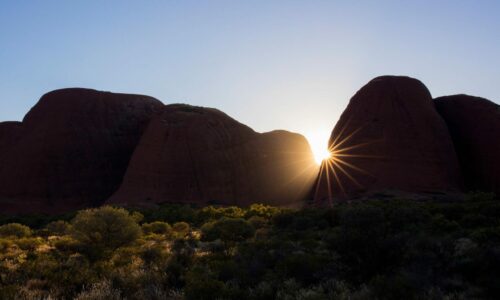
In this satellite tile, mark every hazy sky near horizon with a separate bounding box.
[1,1,499,152]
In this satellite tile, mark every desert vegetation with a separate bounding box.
[0,193,499,299]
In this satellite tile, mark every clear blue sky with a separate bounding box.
[1,0,499,154]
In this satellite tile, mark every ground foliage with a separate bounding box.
[0,193,499,299]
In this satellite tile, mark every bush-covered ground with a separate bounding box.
[1,193,500,299]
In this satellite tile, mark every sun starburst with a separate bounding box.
[314,120,384,206]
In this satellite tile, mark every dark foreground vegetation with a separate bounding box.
[1,193,500,299]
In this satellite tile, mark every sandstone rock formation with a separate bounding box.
[0,121,21,150]
[0,88,163,214]
[435,95,500,195]
[108,104,318,208]
[314,76,462,204]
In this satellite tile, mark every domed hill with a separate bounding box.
[435,95,500,195]
[0,88,163,214]
[0,121,21,150]
[107,104,318,208]
[314,76,462,205]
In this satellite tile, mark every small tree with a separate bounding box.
[201,217,255,255]
[71,206,141,259]
[172,222,190,239]
[0,223,32,238]
[142,221,172,236]
[45,220,72,236]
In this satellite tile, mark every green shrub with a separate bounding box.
[185,266,225,300]
[467,191,497,202]
[245,204,281,219]
[198,206,245,222]
[202,217,254,242]
[140,245,169,266]
[0,223,32,238]
[53,236,81,253]
[74,280,121,300]
[370,274,417,300]
[71,206,142,259]
[1,200,500,298]
[0,238,13,251]
[143,204,197,224]
[15,237,43,251]
[142,221,172,236]
[248,216,267,229]
[172,222,190,238]
[45,220,72,236]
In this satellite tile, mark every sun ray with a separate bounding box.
[324,160,334,203]
[332,156,373,176]
[328,159,345,196]
[314,161,327,202]
[329,116,353,148]
[311,123,384,204]
[333,153,382,158]
[272,156,320,167]
[330,125,364,152]
[332,139,383,154]
[331,158,363,188]
[279,162,319,187]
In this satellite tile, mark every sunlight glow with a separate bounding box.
[313,120,384,204]
[304,130,333,165]
[313,147,332,165]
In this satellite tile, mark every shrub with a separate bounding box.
[142,221,172,236]
[245,204,281,219]
[185,266,225,300]
[15,237,43,251]
[201,217,255,252]
[1,200,500,298]
[130,211,144,223]
[197,206,245,222]
[0,223,32,238]
[172,222,190,238]
[0,238,13,251]
[53,236,81,253]
[45,220,72,236]
[71,206,142,259]
[140,245,169,266]
[467,191,497,202]
[370,274,417,300]
[144,204,197,224]
[74,280,121,300]
[248,216,267,229]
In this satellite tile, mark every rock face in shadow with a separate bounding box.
[0,88,163,214]
[0,121,22,150]
[435,95,500,195]
[314,76,462,204]
[108,104,318,208]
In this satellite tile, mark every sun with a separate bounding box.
[305,130,333,165]
[313,147,332,164]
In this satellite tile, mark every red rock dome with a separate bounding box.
[0,88,163,214]
[435,95,500,195]
[314,76,462,204]
[0,121,21,150]
[108,104,318,207]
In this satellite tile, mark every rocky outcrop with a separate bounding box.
[314,76,462,204]
[435,95,500,195]
[0,88,163,214]
[108,104,318,208]
[0,121,21,150]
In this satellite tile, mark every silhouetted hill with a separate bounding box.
[314,76,462,204]
[435,95,500,194]
[0,88,163,213]
[1,76,498,215]
[108,104,318,208]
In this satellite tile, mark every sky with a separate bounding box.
[1,0,499,158]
